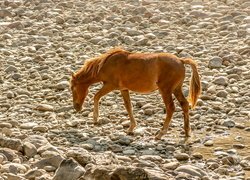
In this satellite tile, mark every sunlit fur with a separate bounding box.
[70,48,201,140]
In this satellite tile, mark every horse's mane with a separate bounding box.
[76,48,128,79]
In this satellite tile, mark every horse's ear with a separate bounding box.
[71,72,76,79]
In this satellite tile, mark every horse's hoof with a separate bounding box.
[155,135,161,140]
[185,130,191,137]
[127,131,134,136]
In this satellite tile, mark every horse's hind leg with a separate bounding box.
[93,83,114,124]
[174,86,191,137]
[121,90,137,135]
[155,89,175,140]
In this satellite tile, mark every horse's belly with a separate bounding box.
[119,80,158,93]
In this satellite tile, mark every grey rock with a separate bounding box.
[123,149,136,155]
[204,140,214,146]
[24,169,47,179]
[0,9,12,18]
[20,122,38,129]
[175,165,207,178]
[216,90,228,97]
[221,119,235,128]
[0,122,12,128]
[6,91,15,99]
[2,163,27,174]
[24,135,49,149]
[0,137,22,152]
[174,153,190,161]
[84,165,150,180]
[2,33,12,39]
[66,147,93,166]
[32,155,64,169]
[53,158,85,180]
[23,142,37,158]
[35,104,54,112]
[12,73,22,80]
[117,136,132,146]
[208,56,223,68]
[213,77,228,86]
[56,81,69,90]
[5,65,18,73]
[33,125,48,133]
[163,161,180,170]
[1,173,25,180]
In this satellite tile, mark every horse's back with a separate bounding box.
[99,51,185,93]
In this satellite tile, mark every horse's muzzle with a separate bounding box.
[74,103,82,112]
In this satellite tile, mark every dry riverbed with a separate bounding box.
[0,0,249,179]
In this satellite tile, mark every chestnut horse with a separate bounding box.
[70,48,201,140]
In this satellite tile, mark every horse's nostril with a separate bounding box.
[74,103,82,112]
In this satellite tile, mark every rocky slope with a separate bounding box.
[0,0,249,179]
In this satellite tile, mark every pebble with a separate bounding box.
[204,140,214,146]
[35,104,54,112]
[56,81,70,90]
[23,142,37,158]
[20,122,38,129]
[174,153,190,161]
[163,161,180,170]
[0,9,12,18]
[175,165,207,178]
[5,65,18,73]
[123,149,136,155]
[213,77,228,86]
[221,119,235,128]
[208,56,223,68]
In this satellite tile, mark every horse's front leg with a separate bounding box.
[93,84,114,124]
[120,90,137,135]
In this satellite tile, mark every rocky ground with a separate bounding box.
[0,0,250,179]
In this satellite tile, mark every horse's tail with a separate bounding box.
[180,58,201,109]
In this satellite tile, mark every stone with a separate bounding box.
[12,73,22,80]
[56,81,69,90]
[4,65,18,73]
[175,165,207,178]
[24,135,49,149]
[33,125,48,133]
[0,148,17,161]
[174,153,190,161]
[66,147,93,166]
[23,142,37,158]
[35,104,54,112]
[213,77,228,86]
[2,33,12,39]
[24,169,47,179]
[2,163,27,174]
[0,137,22,152]
[204,140,214,146]
[0,9,12,18]
[117,136,132,146]
[20,122,38,129]
[216,90,228,97]
[32,155,64,169]
[0,122,12,128]
[163,161,180,170]
[52,158,85,180]
[221,119,235,128]
[0,153,7,164]
[84,165,150,180]
[123,149,136,155]
[208,56,223,68]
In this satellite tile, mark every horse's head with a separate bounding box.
[70,73,89,112]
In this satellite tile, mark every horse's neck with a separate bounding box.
[78,72,99,85]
